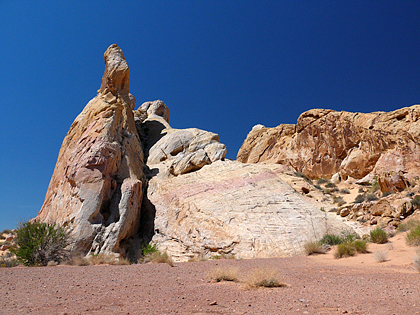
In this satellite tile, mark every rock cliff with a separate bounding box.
[237,107,420,181]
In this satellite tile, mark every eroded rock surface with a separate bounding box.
[238,106,420,180]
[147,161,354,262]
[37,44,145,256]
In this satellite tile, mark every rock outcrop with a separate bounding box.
[147,161,354,261]
[36,44,362,261]
[237,106,420,181]
[36,44,145,256]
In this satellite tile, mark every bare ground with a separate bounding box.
[1,235,419,315]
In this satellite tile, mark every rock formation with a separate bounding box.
[237,106,420,182]
[37,44,145,256]
[36,44,361,261]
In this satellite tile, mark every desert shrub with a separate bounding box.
[304,241,325,255]
[339,188,350,194]
[141,243,158,255]
[11,221,71,266]
[373,250,388,263]
[88,253,130,265]
[333,196,346,206]
[2,229,13,234]
[366,193,378,202]
[0,258,19,268]
[320,233,343,245]
[323,189,332,195]
[397,220,420,233]
[244,268,286,289]
[354,194,365,203]
[370,227,388,244]
[294,172,312,184]
[382,191,393,197]
[406,226,420,246]
[334,243,355,258]
[411,195,420,208]
[370,181,380,192]
[317,178,328,185]
[207,266,239,282]
[414,254,420,272]
[340,230,357,243]
[358,187,365,193]
[353,240,368,253]
[325,182,337,188]
[314,184,322,190]
[147,251,174,266]
[0,235,5,240]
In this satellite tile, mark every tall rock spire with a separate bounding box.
[37,44,145,256]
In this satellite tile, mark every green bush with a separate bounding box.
[411,195,420,208]
[370,181,380,192]
[366,193,378,202]
[353,240,368,253]
[320,233,343,245]
[340,230,357,243]
[11,221,71,266]
[406,226,420,246]
[334,243,355,258]
[370,227,388,244]
[141,243,158,255]
[354,194,365,203]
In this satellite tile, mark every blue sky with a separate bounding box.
[1,1,420,231]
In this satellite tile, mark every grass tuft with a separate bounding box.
[334,243,355,258]
[207,266,239,282]
[373,250,388,263]
[244,268,287,289]
[304,241,325,255]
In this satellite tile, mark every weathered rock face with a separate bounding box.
[238,106,420,180]
[147,161,354,262]
[134,101,227,176]
[37,44,145,256]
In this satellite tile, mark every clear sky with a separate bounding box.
[1,1,420,231]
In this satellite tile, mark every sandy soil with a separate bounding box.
[1,234,419,315]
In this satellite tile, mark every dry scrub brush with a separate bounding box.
[207,266,239,282]
[304,241,326,255]
[373,250,388,263]
[413,250,420,272]
[243,267,287,289]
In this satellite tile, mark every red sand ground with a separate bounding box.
[1,234,419,315]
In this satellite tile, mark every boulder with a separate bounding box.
[5,234,13,242]
[36,44,145,256]
[237,106,420,180]
[370,199,393,216]
[377,171,409,193]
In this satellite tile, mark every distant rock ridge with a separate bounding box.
[36,44,359,261]
[237,106,420,182]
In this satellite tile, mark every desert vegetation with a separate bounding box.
[11,221,71,266]
[370,227,388,244]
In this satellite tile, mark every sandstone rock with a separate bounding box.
[340,208,350,217]
[370,199,392,216]
[5,234,13,242]
[146,161,354,261]
[391,198,413,218]
[378,217,393,228]
[0,245,10,251]
[36,44,145,256]
[377,171,409,193]
[135,101,227,177]
[331,173,341,184]
[237,106,420,180]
